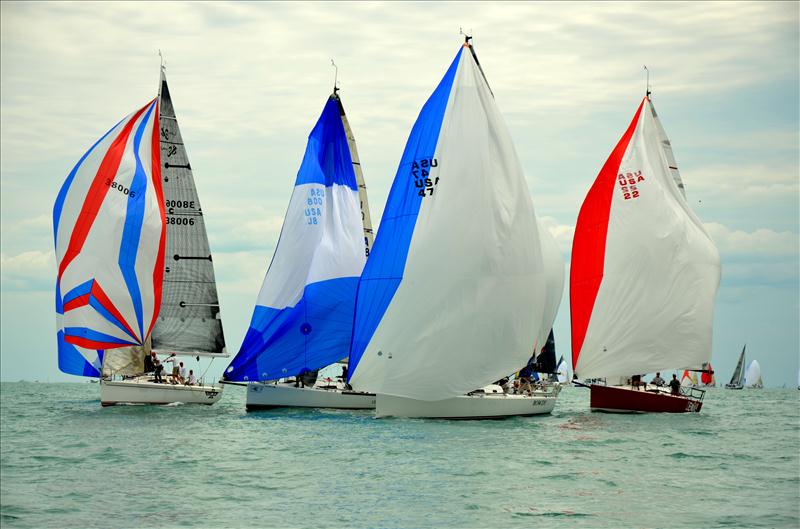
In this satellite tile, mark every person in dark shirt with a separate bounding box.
[669,373,682,395]
[143,352,155,374]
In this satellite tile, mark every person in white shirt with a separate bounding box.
[165,354,180,384]
[186,370,198,386]
[178,362,187,384]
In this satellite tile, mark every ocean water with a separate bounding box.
[1,382,798,529]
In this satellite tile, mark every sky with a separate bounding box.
[1,1,798,386]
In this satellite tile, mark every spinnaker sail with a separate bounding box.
[54,99,164,377]
[225,95,366,382]
[570,97,721,380]
[348,43,549,401]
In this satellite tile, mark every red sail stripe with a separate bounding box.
[146,100,166,339]
[62,294,91,312]
[64,336,133,350]
[57,103,151,280]
[90,280,140,342]
[570,97,646,371]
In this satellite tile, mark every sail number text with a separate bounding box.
[105,179,137,198]
[306,188,324,225]
[165,199,197,226]
[618,170,644,200]
[412,158,439,197]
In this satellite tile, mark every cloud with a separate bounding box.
[1,250,54,291]
[705,222,799,257]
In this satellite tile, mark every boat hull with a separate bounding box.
[100,378,222,406]
[375,391,558,419]
[590,384,702,413]
[245,383,376,411]
[724,383,743,390]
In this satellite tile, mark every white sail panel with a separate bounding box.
[349,47,548,401]
[572,98,720,380]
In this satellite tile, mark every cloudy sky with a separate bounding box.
[1,1,798,386]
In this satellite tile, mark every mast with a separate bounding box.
[151,63,227,357]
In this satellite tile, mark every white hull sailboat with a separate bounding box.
[245,381,375,411]
[54,61,228,404]
[346,39,560,419]
[224,85,374,411]
[101,377,222,406]
[376,387,560,419]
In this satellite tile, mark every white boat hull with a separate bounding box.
[100,378,222,406]
[246,382,376,411]
[375,390,559,419]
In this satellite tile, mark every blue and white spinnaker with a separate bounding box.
[225,97,366,382]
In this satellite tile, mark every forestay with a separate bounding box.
[150,69,227,356]
[54,100,164,377]
[348,44,548,401]
[224,96,366,382]
[570,97,721,380]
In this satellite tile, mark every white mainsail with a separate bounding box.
[570,97,721,380]
[536,218,564,354]
[348,43,549,401]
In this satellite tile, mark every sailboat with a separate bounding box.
[556,355,569,383]
[569,88,721,413]
[54,63,227,406]
[680,370,698,387]
[346,38,560,419]
[700,362,716,387]
[744,359,763,388]
[222,86,376,411]
[725,345,746,389]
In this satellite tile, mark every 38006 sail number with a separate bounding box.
[105,179,136,198]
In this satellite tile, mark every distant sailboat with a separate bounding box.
[569,89,721,413]
[347,38,560,419]
[556,355,569,383]
[55,63,227,405]
[700,362,716,387]
[725,345,746,389]
[223,86,375,411]
[745,359,763,389]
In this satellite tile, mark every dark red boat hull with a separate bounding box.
[590,384,703,413]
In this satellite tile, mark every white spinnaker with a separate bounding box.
[57,106,162,345]
[745,360,762,387]
[349,49,548,401]
[255,183,365,310]
[536,218,564,353]
[575,99,720,380]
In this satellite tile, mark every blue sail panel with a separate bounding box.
[57,330,102,377]
[224,96,366,381]
[347,48,463,379]
[225,277,358,381]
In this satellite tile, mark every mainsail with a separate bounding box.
[728,345,746,386]
[150,68,226,356]
[54,99,164,377]
[570,97,721,380]
[224,94,366,382]
[332,90,374,257]
[348,42,549,401]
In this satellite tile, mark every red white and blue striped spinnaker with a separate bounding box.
[54,99,165,377]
